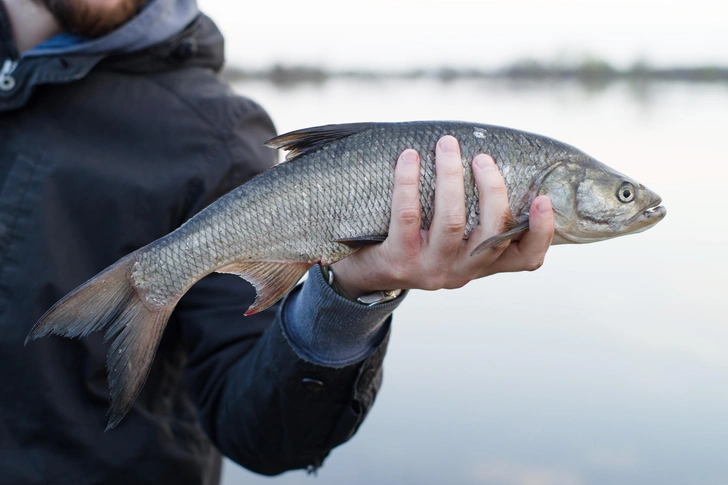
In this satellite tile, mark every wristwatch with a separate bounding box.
[320,266,402,306]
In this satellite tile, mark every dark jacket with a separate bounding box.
[0,10,389,484]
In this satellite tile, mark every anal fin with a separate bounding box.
[217,261,312,315]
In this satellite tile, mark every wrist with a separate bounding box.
[281,267,397,366]
[326,259,370,299]
[321,265,402,305]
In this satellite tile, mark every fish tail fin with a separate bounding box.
[26,255,175,430]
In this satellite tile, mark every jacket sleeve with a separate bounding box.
[173,94,398,475]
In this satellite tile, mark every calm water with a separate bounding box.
[221,79,728,485]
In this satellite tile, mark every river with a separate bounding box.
[220,78,728,485]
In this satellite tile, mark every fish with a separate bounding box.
[25,121,666,429]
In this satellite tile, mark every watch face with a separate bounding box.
[357,289,403,306]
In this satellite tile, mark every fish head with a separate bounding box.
[537,159,666,244]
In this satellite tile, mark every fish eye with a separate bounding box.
[617,183,635,203]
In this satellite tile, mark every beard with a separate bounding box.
[41,0,149,38]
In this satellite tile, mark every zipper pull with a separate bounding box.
[0,59,18,91]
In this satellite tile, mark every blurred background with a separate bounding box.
[197,1,728,484]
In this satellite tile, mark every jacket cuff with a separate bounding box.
[281,266,405,367]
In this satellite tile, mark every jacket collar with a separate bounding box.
[0,1,17,62]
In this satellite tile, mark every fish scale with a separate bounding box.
[132,122,559,308]
[27,120,666,429]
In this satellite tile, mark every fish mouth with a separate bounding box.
[626,196,666,231]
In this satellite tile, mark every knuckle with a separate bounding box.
[525,258,545,272]
[396,207,421,227]
[444,277,469,290]
[485,182,508,197]
[396,170,420,187]
[439,215,466,235]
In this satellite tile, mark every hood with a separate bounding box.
[22,0,199,58]
[0,0,224,112]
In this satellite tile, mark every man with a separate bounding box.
[0,0,554,483]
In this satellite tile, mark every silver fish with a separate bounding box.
[26,121,666,428]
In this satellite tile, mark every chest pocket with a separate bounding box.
[0,153,39,274]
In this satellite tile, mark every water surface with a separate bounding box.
[221,79,727,485]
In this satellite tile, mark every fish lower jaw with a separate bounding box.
[637,202,665,217]
[643,204,666,218]
[625,203,667,232]
[551,231,613,245]
[627,204,667,235]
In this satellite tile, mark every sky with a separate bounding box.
[197,0,727,70]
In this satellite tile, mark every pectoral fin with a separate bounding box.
[217,261,312,315]
[470,221,530,256]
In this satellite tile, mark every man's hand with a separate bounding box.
[331,136,555,299]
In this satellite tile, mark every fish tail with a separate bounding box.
[25,254,175,430]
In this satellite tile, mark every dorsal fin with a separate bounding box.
[264,122,375,161]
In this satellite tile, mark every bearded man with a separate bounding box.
[0,1,554,483]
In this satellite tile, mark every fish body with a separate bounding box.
[26,121,666,429]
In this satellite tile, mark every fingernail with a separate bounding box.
[438,136,458,154]
[401,150,418,165]
[474,154,495,169]
[536,197,552,214]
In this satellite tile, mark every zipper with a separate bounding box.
[0,59,18,91]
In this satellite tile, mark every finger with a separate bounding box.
[478,195,554,276]
[386,149,423,259]
[427,136,466,263]
[510,195,554,270]
[465,154,511,257]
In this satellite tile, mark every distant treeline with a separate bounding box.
[222,59,728,86]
